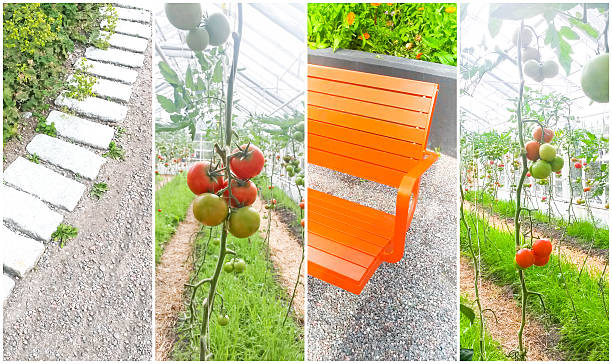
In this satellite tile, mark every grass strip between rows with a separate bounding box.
[464,190,609,249]
[460,209,609,361]
[171,225,304,361]
[155,173,195,263]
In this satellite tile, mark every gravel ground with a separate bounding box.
[3,43,153,360]
[307,154,458,361]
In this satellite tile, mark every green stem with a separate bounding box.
[514,21,529,361]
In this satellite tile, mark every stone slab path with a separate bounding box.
[2,3,151,307]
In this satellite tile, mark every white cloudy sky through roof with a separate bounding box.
[154,2,306,126]
[460,3,609,135]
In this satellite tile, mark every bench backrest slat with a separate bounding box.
[307,64,439,187]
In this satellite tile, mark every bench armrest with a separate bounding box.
[384,151,438,263]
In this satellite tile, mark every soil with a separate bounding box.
[254,198,305,320]
[274,206,304,245]
[154,201,200,361]
[155,174,175,191]
[3,42,153,360]
[464,201,608,275]
[460,257,564,361]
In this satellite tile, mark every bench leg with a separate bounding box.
[384,178,421,263]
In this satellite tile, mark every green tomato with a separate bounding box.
[223,261,234,273]
[539,143,556,161]
[211,238,221,246]
[233,258,246,273]
[217,314,229,326]
[531,160,552,179]
[550,156,564,172]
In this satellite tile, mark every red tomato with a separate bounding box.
[187,162,226,195]
[534,254,550,266]
[574,162,583,169]
[228,207,260,238]
[223,179,257,207]
[515,248,535,269]
[584,187,591,192]
[532,127,554,143]
[525,141,540,161]
[532,239,552,257]
[300,219,304,227]
[299,201,305,209]
[193,193,228,226]
[230,144,265,180]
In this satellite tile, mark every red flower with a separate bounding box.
[358,32,371,40]
[416,52,423,59]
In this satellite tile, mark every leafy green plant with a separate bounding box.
[51,223,78,248]
[103,141,125,160]
[67,58,97,101]
[34,113,57,137]
[3,3,117,143]
[26,153,40,164]
[308,3,457,65]
[90,182,109,200]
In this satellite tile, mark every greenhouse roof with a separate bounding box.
[460,3,609,134]
[154,2,305,125]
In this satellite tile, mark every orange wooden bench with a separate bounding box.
[307,64,439,294]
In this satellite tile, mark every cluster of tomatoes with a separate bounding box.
[280,155,304,187]
[187,144,265,239]
[515,238,553,269]
[525,127,563,180]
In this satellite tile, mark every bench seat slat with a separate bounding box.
[309,119,424,161]
[308,233,377,268]
[308,106,428,146]
[309,91,430,129]
[308,217,389,248]
[308,148,407,187]
[308,76,431,112]
[308,245,368,283]
[308,64,438,97]
[308,189,394,233]
[309,134,417,174]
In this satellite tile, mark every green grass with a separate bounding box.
[460,210,609,361]
[171,226,304,361]
[464,190,609,249]
[155,173,194,263]
[252,174,303,228]
[460,295,508,361]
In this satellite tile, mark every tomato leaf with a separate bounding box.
[568,17,599,38]
[185,65,195,90]
[559,26,579,40]
[158,61,179,85]
[460,303,475,324]
[212,61,223,83]
[156,94,176,113]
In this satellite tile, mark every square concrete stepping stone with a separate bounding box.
[85,47,145,68]
[46,110,115,149]
[76,59,138,84]
[113,6,150,23]
[103,32,148,53]
[3,227,45,278]
[113,2,150,11]
[26,134,106,180]
[102,19,151,39]
[4,157,86,211]
[68,74,132,102]
[56,94,128,123]
[3,185,63,241]
[2,275,15,305]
